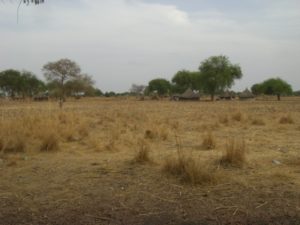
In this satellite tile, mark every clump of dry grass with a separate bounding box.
[219,114,229,125]
[144,129,157,139]
[132,139,151,164]
[220,139,246,168]
[202,132,216,150]
[39,132,59,152]
[2,135,26,154]
[279,115,294,124]
[163,152,216,185]
[159,127,169,140]
[251,118,265,126]
[232,111,243,122]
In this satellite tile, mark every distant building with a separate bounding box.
[171,88,200,101]
[239,88,255,100]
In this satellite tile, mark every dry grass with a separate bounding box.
[232,111,243,121]
[163,151,217,185]
[220,138,246,168]
[279,115,294,124]
[132,139,151,164]
[202,132,216,150]
[1,97,300,224]
[39,132,59,152]
[251,118,266,126]
[219,114,229,125]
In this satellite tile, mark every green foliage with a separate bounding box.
[171,70,200,93]
[199,55,242,100]
[252,78,293,100]
[0,69,45,97]
[251,83,263,95]
[65,74,95,96]
[148,78,171,96]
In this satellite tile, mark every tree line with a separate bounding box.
[0,59,102,99]
[139,55,293,101]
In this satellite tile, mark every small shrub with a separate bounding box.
[220,139,246,168]
[132,139,151,164]
[279,115,294,124]
[251,118,265,126]
[40,133,59,152]
[202,132,216,150]
[163,151,216,185]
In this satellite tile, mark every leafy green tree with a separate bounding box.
[148,78,171,96]
[0,69,45,98]
[20,71,45,97]
[171,70,200,93]
[199,55,242,101]
[251,83,263,95]
[0,69,23,97]
[252,78,292,101]
[94,88,103,96]
[43,58,81,103]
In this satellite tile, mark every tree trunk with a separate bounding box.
[210,93,215,101]
[277,94,281,101]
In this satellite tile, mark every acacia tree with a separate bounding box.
[251,78,292,101]
[43,58,81,104]
[199,55,242,101]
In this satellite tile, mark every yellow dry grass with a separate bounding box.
[0,97,300,224]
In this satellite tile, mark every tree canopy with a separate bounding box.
[199,55,242,100]
[43,58,81,102]
[0,69,45,98]
[171,70,200,94]
[251,78,293,100]
[148,78,171,96]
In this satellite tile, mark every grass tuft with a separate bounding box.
[163,151,216,185]
[40,133,59,152]
[220,139,246,168]
[279,115,294,124]
[132,139,151,164]
[2,135,26,154]
[251,118,265,126]
[232,112,243,122]
[202,132,216,150]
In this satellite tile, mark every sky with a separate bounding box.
[0,0,300,92]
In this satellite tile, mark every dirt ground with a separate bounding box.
[0,97,300,225]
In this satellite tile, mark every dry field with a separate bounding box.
[0,97,300,225]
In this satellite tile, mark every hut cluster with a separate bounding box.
[171,88,255,101]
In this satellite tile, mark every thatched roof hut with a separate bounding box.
[220,90,235,100]
[171,88,200,101]
[239,88,255,100]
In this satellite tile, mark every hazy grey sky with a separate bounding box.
[1,0,300,92]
